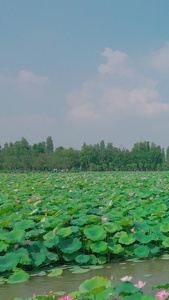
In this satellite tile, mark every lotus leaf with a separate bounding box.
[75,254,90,264]
[0,253,19,272]
[116,282,138,294]
[57,227,72,237]
[84,226,106,241]
[15,248,31,265]
[63,252,80,261]
[58,237,82,253]
[103,222,122,233]
[108,244,124,254]
[119,235,135,245]
[162,237,169,247]
[135,232,154,244]
[90,241,108,253]
[134,245,150,257]
[47,268,63,277]
[98,256,107,264]
[160,223,169,232]
[8,269,29,284]
[0,241,8,252]
[71,267,90,273]
[3,228,25,243]
[79,276,111,295]
[46,251,59,261]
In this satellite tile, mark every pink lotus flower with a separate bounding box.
[156,194,160,197]
[14,243,19,249]
[35,196,40,200]
[128,193,134,196]
[27,199,31,203]
[103,198,106,201]
[155,220,158,223]
[120,275,132,282]
[16,200,20,203]
[128,201,132,203]
[156,290,169,300]
[134,280,146,288]
[99,206,103,209]
[58,296,73,300]
[130,228,135,232]
[101,217,108,222]
[149,197,153,200]
[33,293,36,299]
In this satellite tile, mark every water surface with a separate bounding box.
[1,258,169,300]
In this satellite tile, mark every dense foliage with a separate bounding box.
[11,275,169,300]
[0,137,168,171]
[1,171,169,285]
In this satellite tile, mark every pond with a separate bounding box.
[1,257,169,300]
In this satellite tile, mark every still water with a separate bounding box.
[1,258,169,300]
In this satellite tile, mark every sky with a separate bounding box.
[1,1,169,150]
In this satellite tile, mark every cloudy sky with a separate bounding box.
[1,1,169,150]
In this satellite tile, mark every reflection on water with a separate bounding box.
[1,258,169,300]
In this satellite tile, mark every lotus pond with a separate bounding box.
[1,171,169,296]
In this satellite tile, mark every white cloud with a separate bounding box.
[17,70,49,85]
[150,42,169,71]
[98,47,133,77]
[66,47,169,134]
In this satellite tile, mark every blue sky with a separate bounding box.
[1,1,169,150]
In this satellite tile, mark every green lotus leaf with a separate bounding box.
[0,241,8,252]
[63,252,80,262]
[0,253,19,272]
[160,223,169,232]
[89,265,104,270]
[46,251,59,261]
[31,252,46,266]
[118,218,132,226]
[88,254,97,265]
[14,220,35,230]
[15,248,31,265]
[43,236,59,248]
[8,269,29,284]
[135,232,154,244]
[98,256,107,264]
[90,241,108,253]
[75,254,90,264]
[162,237,169,247]
[0,219,10,227]
[148,243,159,255]
[114,231,127,239]
[84,226,106,241]
[3,228,25,243]
[43,231,55,240]
[71,267,90,273]
[58,237,82,253]
[0,277,7,285]
[103,222,122,233]
[79,276,111,295]
[108,244,124,254]
[134,245,150,258]
[47,268,63,277]
[116,282,138,294]
[134,221,150,232]
[57,227,72,237]
[119,235,135,245]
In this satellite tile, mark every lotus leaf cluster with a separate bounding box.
[0,171,169,283]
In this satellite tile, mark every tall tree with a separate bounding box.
[46,136,54,154]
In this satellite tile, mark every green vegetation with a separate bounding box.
[12,275,169,299]
[0,137,168,171]
[1,171,169,285]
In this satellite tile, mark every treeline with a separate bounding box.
[0,137,169,171]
